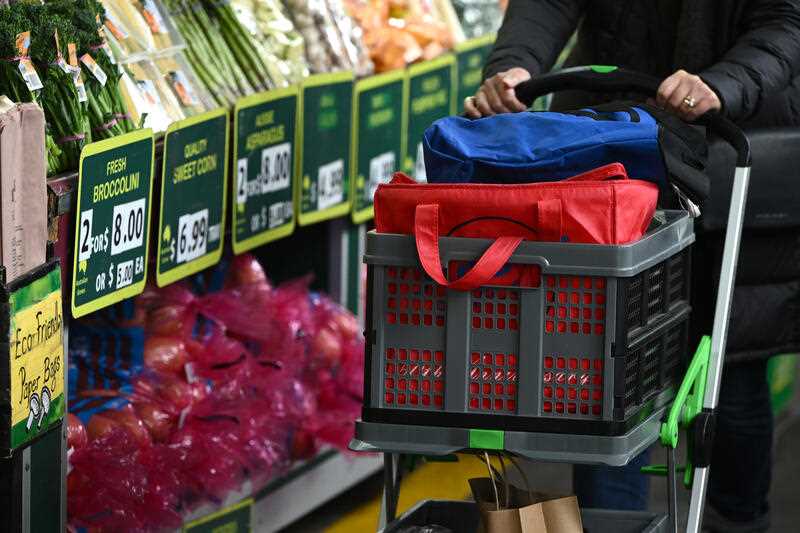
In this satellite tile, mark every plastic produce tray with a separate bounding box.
[354,211,694,464]
[381,500,667,533]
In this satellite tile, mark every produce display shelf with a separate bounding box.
[179,450,383,532]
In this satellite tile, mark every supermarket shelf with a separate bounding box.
[252,450,383,532]
[177,450,382,532]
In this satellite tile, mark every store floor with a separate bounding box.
[284,411,800,533]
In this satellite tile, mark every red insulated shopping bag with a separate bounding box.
[373,163,658,291]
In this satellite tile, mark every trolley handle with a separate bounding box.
[514,66,751,166]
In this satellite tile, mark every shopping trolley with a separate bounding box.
[350,67,752,533]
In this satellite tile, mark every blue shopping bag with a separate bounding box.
[422,103,710,202]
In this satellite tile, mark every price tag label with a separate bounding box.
[233,88,298,254]
[404,55,456,182]
[352,70,407,224]
[297,72,354,225]
[157,108,229,287]
[71,129,155,318]
[454,34,496,109]
[183,498,252,533]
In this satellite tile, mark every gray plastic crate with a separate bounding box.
[357,211,693,463]
[381,500,667,533]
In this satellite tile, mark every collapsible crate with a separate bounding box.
[353,211,694,465]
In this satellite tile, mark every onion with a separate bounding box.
[146,305,189,336]
[144,336,188,375]
[86,412,122,442]
[227,254,269,288]
[66,413,88,449]
[330,310,360,339]
[313,328,343,366]
[104,405,151,447]
[134,402,174,442]
[290,430,318,461]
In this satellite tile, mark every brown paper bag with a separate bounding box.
[469,478,583,533]
[0,97,47,283]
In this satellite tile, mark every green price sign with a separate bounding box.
[297,72,354,225]
[232,88,298,254]
[183,498,252,533]
[157,108,230,287]
[71,129,155,318]
[351,70,407,224]
[455,34,496,108]
[404,55,456,181]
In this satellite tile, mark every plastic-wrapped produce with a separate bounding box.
[153,52,215,116]
[450,0,503,40]
[285,0,344,73]
[119,59,185,132]
[249,0,310,83]
[325,0,374,76]
[344,0,457,72]
[68,255,366,531]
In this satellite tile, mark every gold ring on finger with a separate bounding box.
[683,95,697,109]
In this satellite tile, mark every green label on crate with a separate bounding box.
[352,70,407,224]
[455,35,495,108]
[157,108,229,287]
[232,88,298,254]
[71,129,155,318]
[9,266,65,450]
[298,72,354,225]
[184,498,252,533]
[404,55,456,181]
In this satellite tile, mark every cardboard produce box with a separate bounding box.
[0,97,47,283]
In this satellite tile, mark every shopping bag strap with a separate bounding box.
[415,204,524,291]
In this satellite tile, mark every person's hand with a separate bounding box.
[656,69,721,121]
[464,68,531,118]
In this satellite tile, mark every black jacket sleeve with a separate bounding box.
[700,0,800,122]
[483,0,585,80]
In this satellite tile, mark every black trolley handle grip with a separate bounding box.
[514,66,751,166]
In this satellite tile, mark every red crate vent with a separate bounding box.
[385,267,446,327]
[384,348,445,409]
[468,352,519,413]
[542,356,603,417]
[545,276,606,336]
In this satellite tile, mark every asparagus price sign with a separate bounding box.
[298,72,354,225]
[233,87,298,254]
[157,108,229,287]
[404,55,456,182]
[72,129,155,318]
[352,70,407,224]
[455,34,496,107]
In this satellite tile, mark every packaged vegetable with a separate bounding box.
[153,52,213,116]
[451,0,503,39]
[344,0,456,72]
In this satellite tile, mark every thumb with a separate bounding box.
[500,68,531,88]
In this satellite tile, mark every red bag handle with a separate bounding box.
[415,204,528,291]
